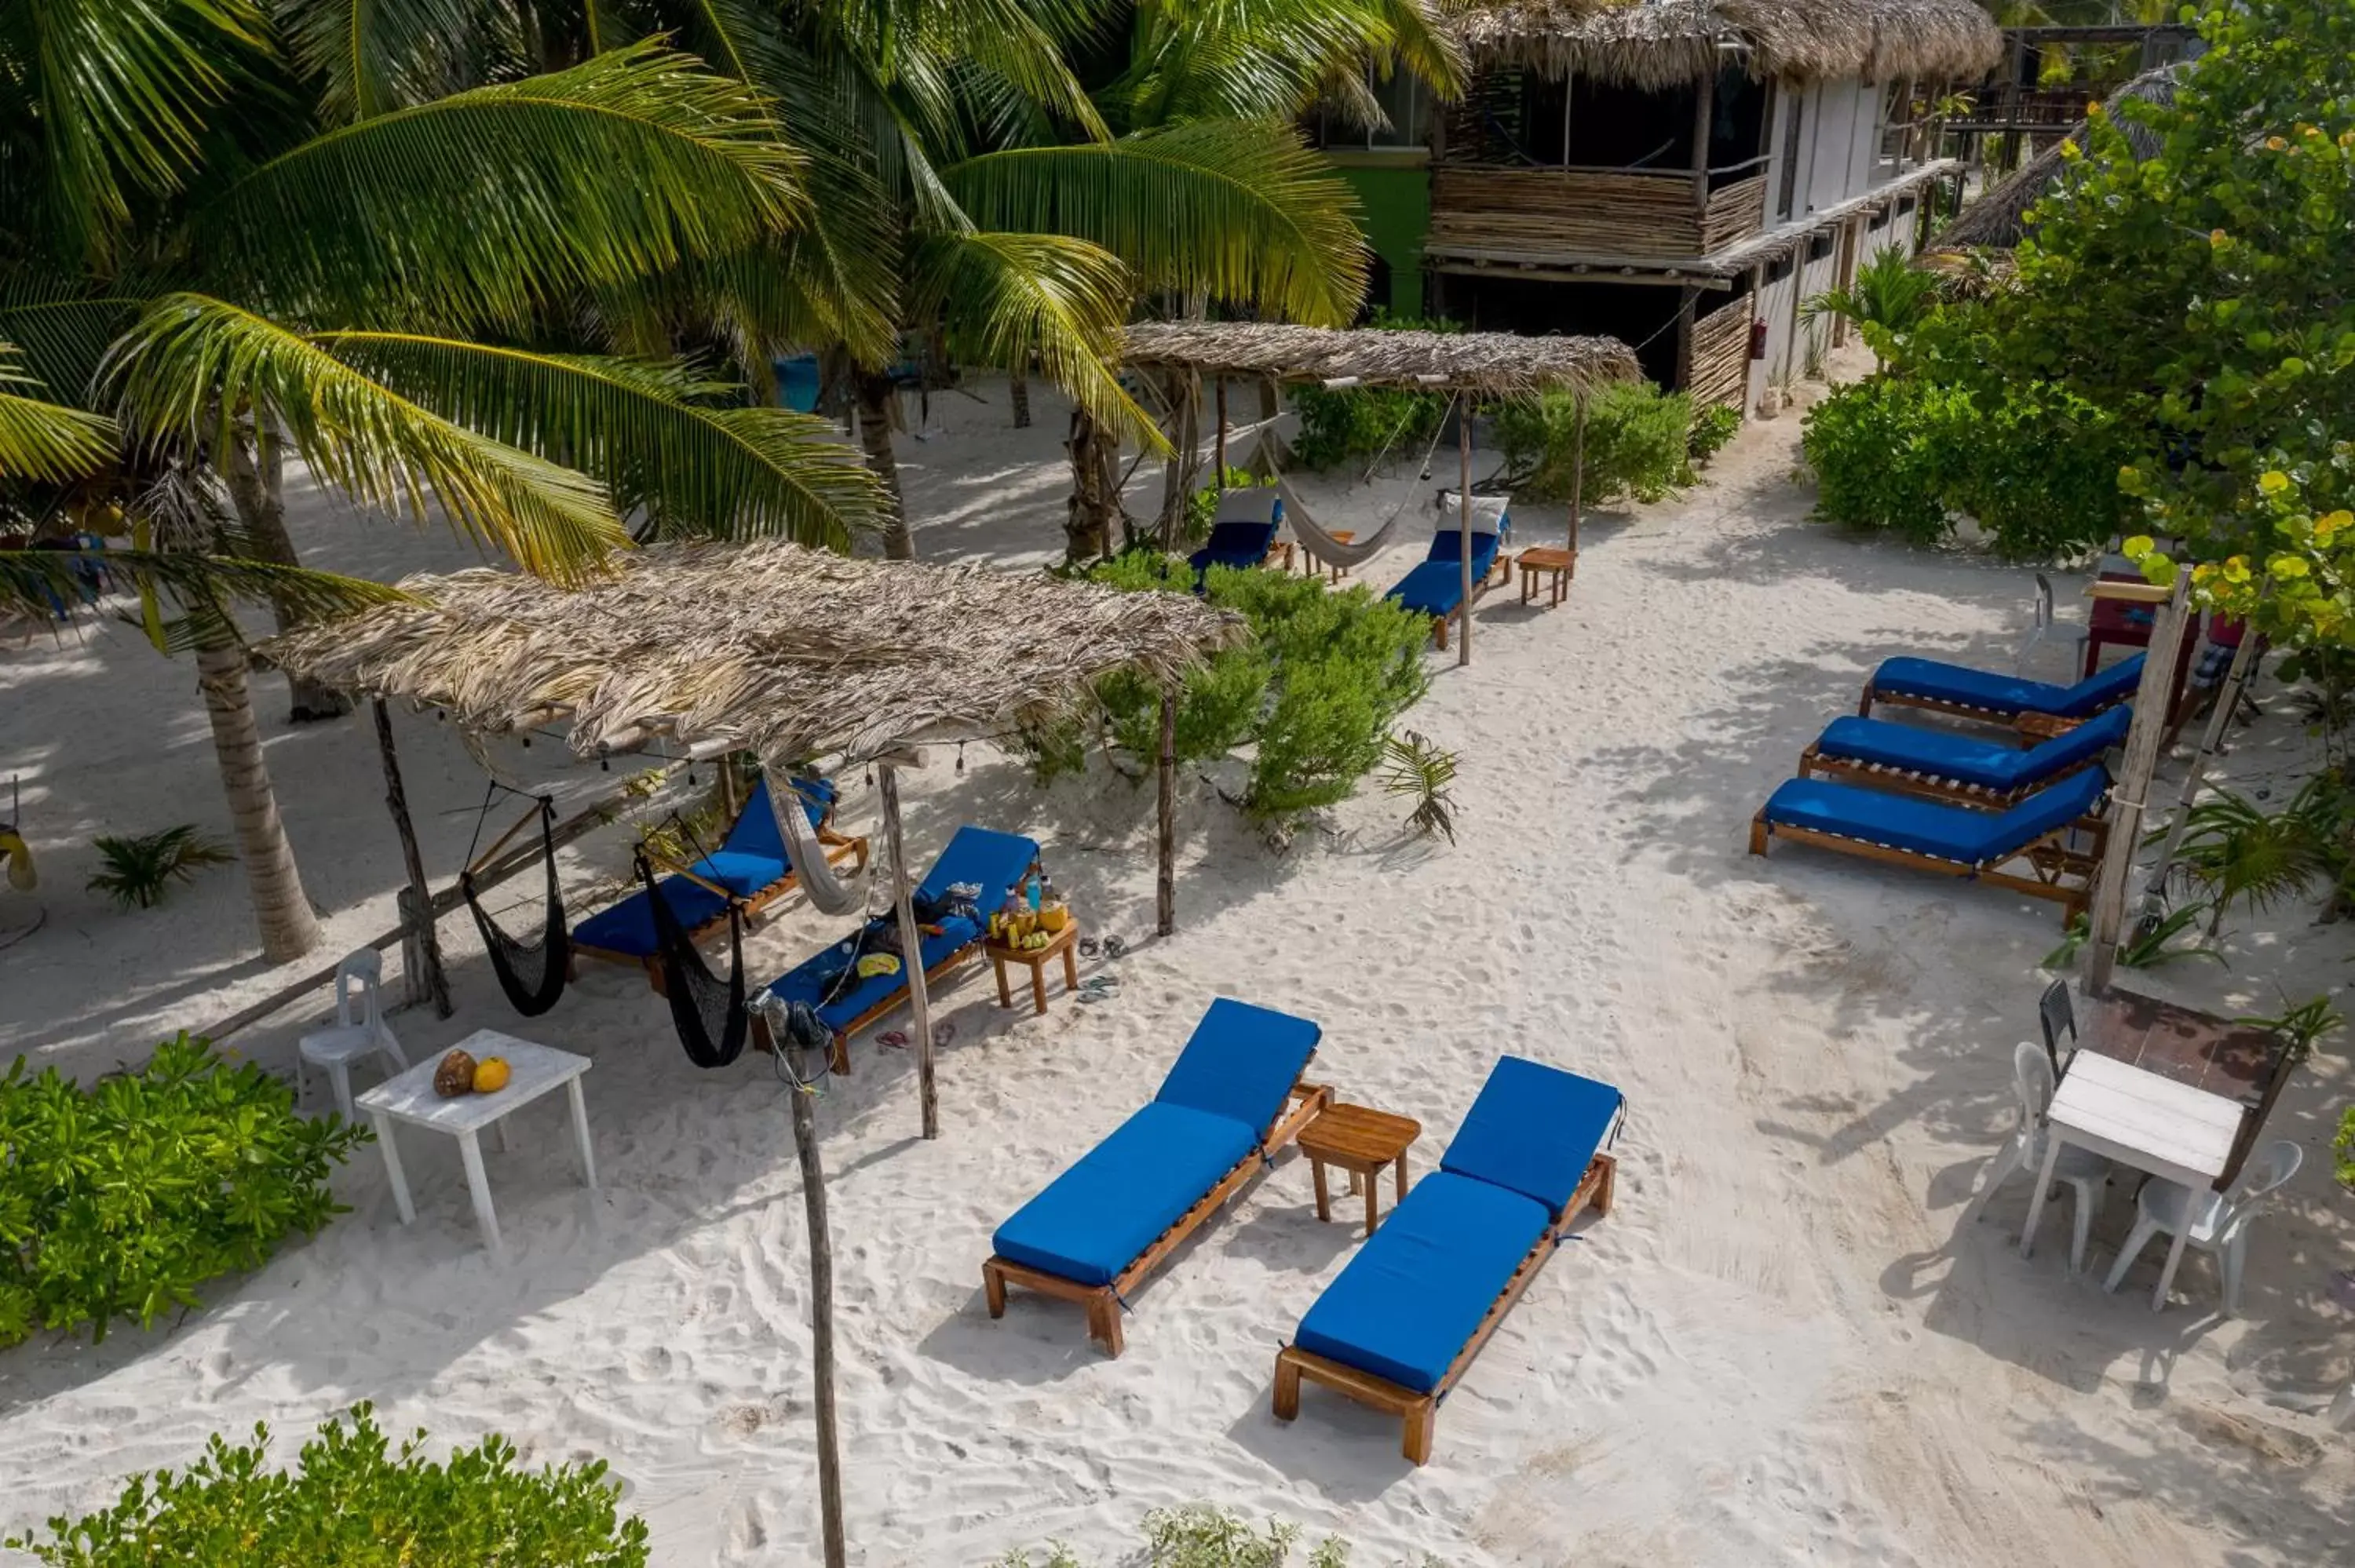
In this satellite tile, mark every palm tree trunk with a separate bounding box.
[227,428,350,723]
[1064,408,1117,563]
[855,371,914,560]
[195,639,320,961]
[1010,367,1031,429]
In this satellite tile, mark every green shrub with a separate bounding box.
[1001,1504,1349,1568]
[1686,401,1742,466]
[0,1034,367,1348]
[3,1404,648,1566]
[1799,376,1966,543]
[86,825,232,910]
[1492,381,1696,505]
[1287,312,1458,472]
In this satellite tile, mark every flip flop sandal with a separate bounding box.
[1076,976,1119,1004]
[1078,936,1102,958]
[1101,935,1128,960]
[875,1029,909,1051]
[933,1020,958,1048]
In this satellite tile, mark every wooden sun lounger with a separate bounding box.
[1272,1153,1617,1464]
[750,932,991,1076]
[1426,557,1507,652]
[1795,744,2108,809]
[572,822,871,989]
[1748,811,2107,924]
[984,1080,1334,1357]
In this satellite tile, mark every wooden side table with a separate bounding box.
[1517,546,1576,607]
[1298,1102,1421,1235]
[1309,531,1356,582]
[986,919,1080,1016]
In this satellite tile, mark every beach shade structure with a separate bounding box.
[572,774,869,986]
[1857,651,2145,726]
[260,539,1241,1142]
[1113,322,1641,669]
[1272,1056,1622,1464]
[1749,764,2111,923]
[760,825,1039,1074]
[984,998,1331,1355]
[1188,489,1286,588]
[1384,494,1512,652]
[1798,702,2130,808]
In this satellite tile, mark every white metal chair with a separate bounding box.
[297,949,407,1121]
[2017,573,2090,675]
[1985,1041,2111,1273]
[2101,1139,2302,1315]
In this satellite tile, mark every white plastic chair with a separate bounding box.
[1985,1041,2111,1273]
[2017,574,2090,675]
[297,949,407,1121]
[2102,1139,2302,1315]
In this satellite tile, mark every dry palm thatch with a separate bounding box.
[1119,321,1641,394]
[259,541,1243,764]
[1931,65,2182,253]
[1455,0,2003,91]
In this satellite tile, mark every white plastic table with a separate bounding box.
[356,1030,596,1255]
[2020,1050,2240,1310]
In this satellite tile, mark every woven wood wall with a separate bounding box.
[1689,296,1754,410]
[1430,167,1706,259]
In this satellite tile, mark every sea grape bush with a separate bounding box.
[3,1404,649,1567]
[0,1034,367,1348]
[1491,381,1700,506]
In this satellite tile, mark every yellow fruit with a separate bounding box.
[472,1057,511,1093]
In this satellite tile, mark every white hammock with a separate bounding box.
[765,769,868,917]
[1247,395,1457,571]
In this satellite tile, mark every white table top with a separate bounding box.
[2048,1051,2241,1183]
[357,1030,589,1132]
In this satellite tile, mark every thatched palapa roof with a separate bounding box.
[1120,322,1640,394]
[1456,0,2003,90]
[260,542,1241,764]
[1931,65,2180,252]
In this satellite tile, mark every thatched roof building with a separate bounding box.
[1932,65,2180,252]
[1455,0,2003,89]
[1119,322,1641,395]
[260,541,1241,764]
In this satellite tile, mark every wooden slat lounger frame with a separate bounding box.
[747,926,987,1076]
[1795,744,2105,810]
[1857,680,2123,732]
[572,824,870,987]
[1748,810,2108,924]
[1272,1152,1619,1465]
[984,1080,1335,1357]
[1426,558,1507,652]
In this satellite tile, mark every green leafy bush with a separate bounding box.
[3,1404,648,1566]
[86,825,232,910]
[1492,381,1696,505]
[1799,376,1967,543]
[0,1034,368,1348]
[1001,1504,1349,1568]
[1286,312,1458,472]
[1686,401,1742,466]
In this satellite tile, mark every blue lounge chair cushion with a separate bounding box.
[1386,531,1503,618]
[1190,520,1280,580]
[1292,1172,1552,1395]
[1816,703,2131,792]
[1154,998,1323,1133]
[715,775,836,865]
[683,849,789,898]
[1438,1056,1623,1220]
[574,876,729,957]
[991,1102,1261,1287]
[1871,651,2144,718]
[1426,528,1503,571]
[1762,765,2108,864]
[572,775,838,958]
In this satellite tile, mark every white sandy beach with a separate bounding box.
[2,366,2350,1565]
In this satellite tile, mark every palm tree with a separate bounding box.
[2,9,883,960]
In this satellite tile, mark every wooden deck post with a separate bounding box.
[1156,689,1177,935]
[1690,67,1715,210]
[787,1074,848,1568]
[2086,568,2195,995]
[877,760,940,1139]
[1457,397,1473,668]
[372,698,450,1017]
[1214,378,1228,483]
[1569,392,1586,555]
[2139,585,2268,915]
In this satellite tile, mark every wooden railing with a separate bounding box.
[1429,166,1769,261]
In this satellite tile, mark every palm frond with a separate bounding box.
[0,347,117,480]
[312,333,883,547]
[268,0,483,120]
[0,276,146,404]
[0,545,407,629]
[942,122,1368,326]
[107,294,628,580]
[827,0,1107,143]
[909,231,1154,442]
[192,41,805,331]
[1115,0,1464,128]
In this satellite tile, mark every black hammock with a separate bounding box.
[637,849,749,1068]
[461,793,570,1018]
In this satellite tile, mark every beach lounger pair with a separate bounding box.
[572,775,869,985]
[985,1000,1621,1465]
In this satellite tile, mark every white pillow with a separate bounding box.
[1214,487,1281,527]
[1439,490,1510,529]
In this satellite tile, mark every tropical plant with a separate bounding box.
[999,1504,1351,1568]
[85,826,235,910]
[2118,902,2225,970]
[0,1034,367,1348]
[1492,381,1697,506]
[1686,402,1741,466]
[2235,992,2346,1067]
[2,1405,648,1566]
[2335,1103,2355,1187]
[1381,729,1459,842]
[2167,779,2340,934]
[1285,312,1462,472]
[1801,245,1946,352]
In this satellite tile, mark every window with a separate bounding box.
[1776,92,1806,221]
[1897,195,1918,217]
[1868,206,1890,232]
[1877,78,1914,168]
[1765,253,1795,283]
[1806,232,1835,263]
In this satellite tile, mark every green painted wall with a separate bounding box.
[1327,156,1432,319]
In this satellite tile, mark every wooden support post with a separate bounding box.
[2086,567,2195,995]
[1568,392,1586,555]
[877,761,939,1140]
[1156,689,1177,936]
[1214,379,1228,483]
[1674,285,1699,392]
[1690,66,1715,210]
[1457,399,1473,668]
[2140,590,2268,913]
[372,699,450,1017]
[787,1078,848,1568]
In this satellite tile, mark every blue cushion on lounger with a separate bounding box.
[1762,766,2108,864]
[990,1101,1261,1287]
[1386,559,1473,618]
[574,876,732,958]
[1816,702,2130,793]
[681,849,789,898]
[1292,1172,1551,1395]
[1153,997,1323,1133]
[714,775,835,865]
[1426,529,1502,572]
[1438,1056,1623,1220]
[1871,651,2144,718]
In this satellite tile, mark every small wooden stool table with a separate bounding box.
[1310,531,1356,582]
[1298,1102,1421,1235]
[1517,546,1576,607]
[986,919,1080,1016]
